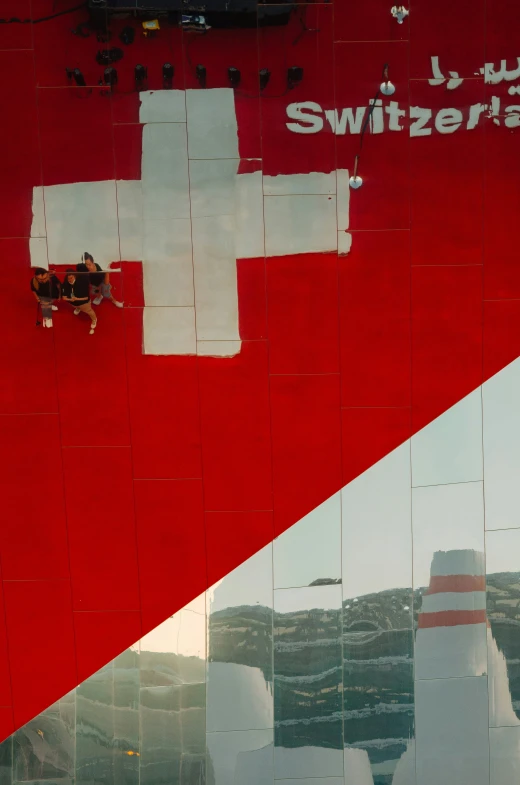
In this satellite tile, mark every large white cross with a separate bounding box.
[30,88,351,356]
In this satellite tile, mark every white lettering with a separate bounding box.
[410,106,432,137]
[428,55,463,90]
[324,107,366,135]
[489,96,501,125]
[435,107,463,134]
[385,101,405,131]
[369,99,384,134]
[484,57,520,84]
[505,104,520,128]
[467,103,487,130]
[286,102,323,134]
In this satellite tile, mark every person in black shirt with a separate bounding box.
[62,269,97,335]
[77,252,123,308]
[30,268,61,328]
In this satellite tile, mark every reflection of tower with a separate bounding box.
[394,550,488,785]
[394,549,520,785]
[415,549,488,680]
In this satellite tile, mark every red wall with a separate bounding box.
[1,0,520,739]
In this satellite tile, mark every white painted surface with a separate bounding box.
[336,169,350,231]
[115,180,143,261]
[483,359,520,529]
[235,170,264,259]
[338,231,353,256]
[142,218,194,307]
[142,306,196,355]
[263,171,338,195]
[191,215,239,342]
[141,123,190,220]
[31,187,46,238]
[185,88,239,160]
[197,340,240,357]
[411,387,483,487]
[264,194,338,256]
[42,181,121,268]
[29,237,48,269]
[139,89,186,123]
[189,158,238,218]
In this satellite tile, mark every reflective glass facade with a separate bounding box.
[3,366,520,783]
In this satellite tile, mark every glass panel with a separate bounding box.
[0,736,12,785]
[486,528,520,726]
[411,388,483,487]
[206,729,273,785]
[415,676,489,785]
[113,648,139,785]
[207,545,273,732]
[341,443,414,785]
[140,597,206,688]
[76,662,115,785]
[273,584,343,780]
[273,493,342,589]
[490,726,520,782]
[412,482,486,680]
[13,692,75,785]
[139,683,205,785]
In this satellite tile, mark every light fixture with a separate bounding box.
[380,62,395,95]
[134,64,147,90]
[162,63,174,88]
[287,66,303,89]
[228,67,241,88]
[103,67,118,88]
[380,80,395,95]
[349,155,363,189]
[196,64,207,88]
[72,68,86,87]
[259,68,271,91]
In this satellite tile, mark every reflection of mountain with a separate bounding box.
[488,571,520,719]
[274,605,343,752]
[209,605,272,681]
[343,588,413,785]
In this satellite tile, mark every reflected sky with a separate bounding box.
[412,481,484,589]
[273,493,341,589]
[342,443,412,597]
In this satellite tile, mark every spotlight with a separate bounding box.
[228,67,241,88]
[287,66,303,89]
[162,63,174,88]
[349,155,363,189]
[380,64,395,96]
[196,64,207,88]
[259,68,271,91]
[71,68,86,87]
[103,67,118,89]
[380,80,395,95]
[134,64,147,90]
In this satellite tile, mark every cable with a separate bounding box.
[0,1,87,25]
